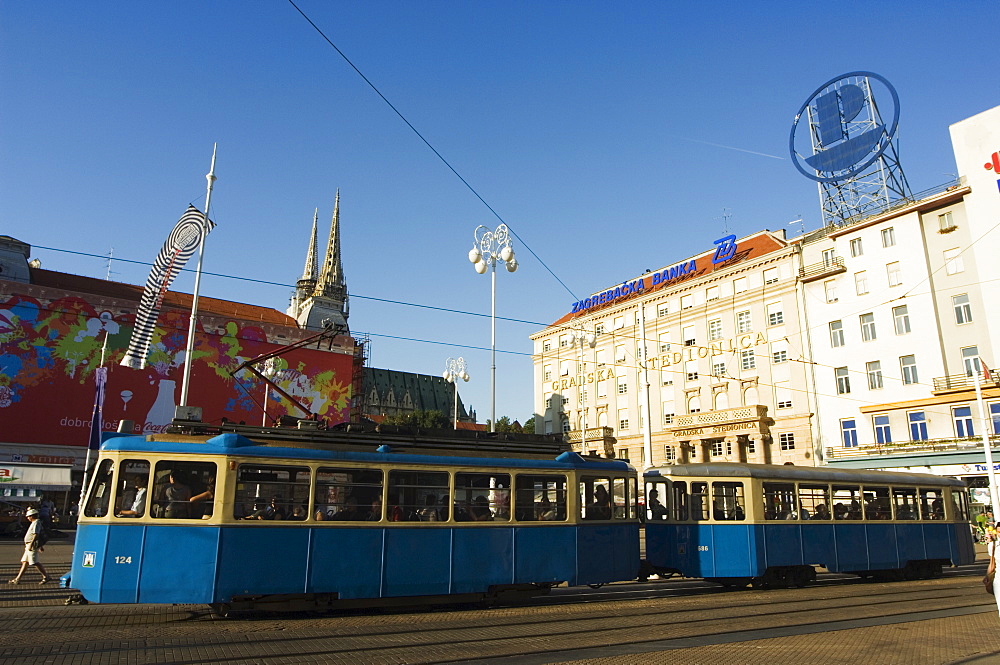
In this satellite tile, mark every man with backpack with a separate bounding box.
[8,508,51,585]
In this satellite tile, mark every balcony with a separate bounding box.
[932,370,999,393]
[566,426,616,457]
[825,435,998,460]
[799,256,845,283]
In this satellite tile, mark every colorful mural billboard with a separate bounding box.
[0,291,354,447]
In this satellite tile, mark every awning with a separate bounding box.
[0,464,73,490]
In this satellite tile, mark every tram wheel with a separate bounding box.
[209,603,232,619]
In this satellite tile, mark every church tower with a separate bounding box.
[287,191,350,332]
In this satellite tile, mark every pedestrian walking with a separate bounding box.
[8,508,51,585]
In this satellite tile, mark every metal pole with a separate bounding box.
[579,330,587,454]
[179,143,217,408]
[974,362,999,515]
[490,258,497,433]
[453,378,459,429]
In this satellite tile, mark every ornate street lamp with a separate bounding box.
[468,224,517,432]
[443,357,471,429]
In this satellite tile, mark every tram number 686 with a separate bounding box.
[114,556,133,564]
[697,546,709,552]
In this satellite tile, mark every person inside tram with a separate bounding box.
[367,496,382,521]
[331,499,362,521]
[896,503,916,520]
[418,495,439,521]
[290,505,307,520]
[812,503,831,520]
[833,503,848,520]
[930,498,944,519]
[117,475,148,517]
[587,485,612,520]
[535,496,555,521]
[163,473,192,519]
[848,500,863,520]
[189,476,215,518]
[470,496,494,521]
[647,489,667,521]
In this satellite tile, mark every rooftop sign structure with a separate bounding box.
[789,71,911,227]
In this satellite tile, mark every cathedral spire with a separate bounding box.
[300,208,319,283]
[315,189,345,299]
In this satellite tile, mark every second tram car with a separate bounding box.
[643,463,975,588]
[68,423,640,612]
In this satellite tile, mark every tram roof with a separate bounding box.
[101,432,634,472]
[644,462,967,488]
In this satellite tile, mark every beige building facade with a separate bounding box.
[531,229,817,468]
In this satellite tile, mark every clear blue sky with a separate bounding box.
[2,1,998,425]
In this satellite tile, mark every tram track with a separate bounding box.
[0,567,994,664]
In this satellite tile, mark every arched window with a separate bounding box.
[744,386,758,405]
[715,391,729,411]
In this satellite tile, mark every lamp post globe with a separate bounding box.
[469,224,516,432]
[444,357,470,429]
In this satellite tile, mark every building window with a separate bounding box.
[953,294,973,324]
[712,441,724,457]
[734,277,748,293]
[892,305,910,335]
[706,285,720,301]
[712,361,727,377]
[850,238,863,257]
[746,438,756,455]
[775,381,792,409]
[617,409,629,431]
[657,303,669,317]
[562,419,571,433]
[615,345,626,363]
[900,355,918,385]
[841,419,858,447]
[866,361,883,390]
[829,320,844,347]
[939,211,956,232]
[663,412,674,425]
[686,360,698,382]
[824,280,838,303]
[658,332,671,353]
[708,318,723,341]
[683,325,696,346]
[664,445,676,461]
[766,301,784,326]
[873,414,891,444]
[779,433,795,450]
[954,406,975,438]
[962,346,980,377]
[771,341,787,364]
[886,262,902,287]
[944,248,964,274]
[545,395,552,409]
[908,411,928,441]
[860,313,876,341]
[598,380,607,398]
[661,375,672,387]
[688,396,701,414]
[882,227,896,247]
[559,335,569,348]
[822,248,836,267]
[543,365,552,381]
[613,316,625,330]
[680,294,693,310]
[736,310,752,334]
[992,402,1000,435]
[560,360,571,376]
[595,323,605,334]
[836,367,850,394]
[741,350,756,371]
[596,349,606,367]
[855,271,869,295]
[542,340,552,352]
[617,378,628,394]
[764,267,779,285]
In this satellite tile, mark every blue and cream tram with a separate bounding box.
[643,463,975,588]
[67,422,640,612]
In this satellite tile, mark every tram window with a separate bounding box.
[763,482,797,520]
[919,488,945,520]
[612,478,629,519]
[628,477,638,519]
[832,485,863,520]
[951,488,970,521]
[862,486,891,520]
[645,481,668,521]
[798,484,830,520]
[84,459,115,518]
[114,460,151,518]
[455,472,511,522]
[892,487,919,520]
[515,474,566,521]
[712,482,745,521]
[387,470,449,522]
[315,468,383,522]
[580,477,613,520]
[690,482,709,521]
[233,464,309,521]
[671,481,688,521]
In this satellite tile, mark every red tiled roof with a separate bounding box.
[30,267,296,326]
